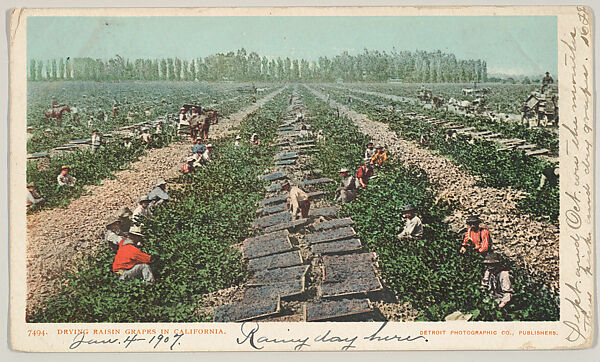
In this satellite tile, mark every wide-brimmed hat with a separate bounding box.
[545,71,550,75]
[106,216,120,227]
[117,206,133,219]
[339,168,349,173]
[61,165,70,170]
[483,252,501,264]
[155,178,166,186]
[402,204,416,213]
[186,156,196,162]
[367,142,374,146]
[235,135,242,140]
[122,134,131,139]
[375,145,383,149]
[206,144,213,148]
[139,195,151,204]
[26,182,35,188]
[195,137,202,141]
[466,215,482,224]
[92,129,99,133]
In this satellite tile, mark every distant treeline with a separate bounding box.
[28,48,488,83]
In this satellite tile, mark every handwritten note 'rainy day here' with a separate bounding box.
[560,6,593,346]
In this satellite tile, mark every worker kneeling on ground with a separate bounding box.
[112,230,156,283]
[192,137,206,155]
[356,161,374,189]
[397,204,423,240]
[282,180,310,220]
[335,168,358,204]
[370,145,388,166]
[148,178,170,207]
[201,144,214,164]
[481,252,513,309]
[57,165,76,188]
[26,182,44,210]
[460,215,492,255]
[105,211,132,251]
[182,156,196,174]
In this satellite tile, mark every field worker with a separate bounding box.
[541,71,554,93]
[155,122,163,134]
[127,109,136,122]
[112,231,156,283]
[282,180,310,220]
[71,103,79,123]
[234,135,242,148]
[538,165,559,190]
[460,215,492,255]
[133,195,152,219]
[26,183,44,210]
[397,204,424,240]
[335,168,358,204]
[57,166,76,187]
[299,124,311,138]
[145,107,151,117]
[112,104,118,118]
[481,252,513,309]
[97,108,105,122]
[123,134,132,149]
[371,146,388,166]
[364,142,375,163]
[91,129,102,153]
[201,144,214,164]
[105,216,127,251]
[148,178,170,206]
[182,156,196,174]
[316,130,325,143]
[116,206,133,233]
[356,161,374,189]
[192,137,206,155]
[88,116,94,128]
[140,128,151,145]
[177,108,187,132]
[250,133,260,146]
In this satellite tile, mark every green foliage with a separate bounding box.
[28,90,291,323]
[299,88,558,322]
[27,127,177,213]
[327,90,559,224]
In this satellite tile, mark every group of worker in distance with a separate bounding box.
[103,178,171,283]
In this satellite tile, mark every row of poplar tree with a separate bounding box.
[28,48,487,83]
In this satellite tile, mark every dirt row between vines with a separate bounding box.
[26,87,286,315]
[305,85,559,291]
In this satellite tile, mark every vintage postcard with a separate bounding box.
[8,6,594,351]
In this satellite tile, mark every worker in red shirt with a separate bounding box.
[460,215,492,255]
[112,231,156,282]
[356,161,374,189]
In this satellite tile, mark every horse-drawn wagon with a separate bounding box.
[521,91,558,127]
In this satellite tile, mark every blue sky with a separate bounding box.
[28,16,557,76]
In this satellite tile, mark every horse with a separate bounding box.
[44,105,71,127]
[198,110,218,142]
